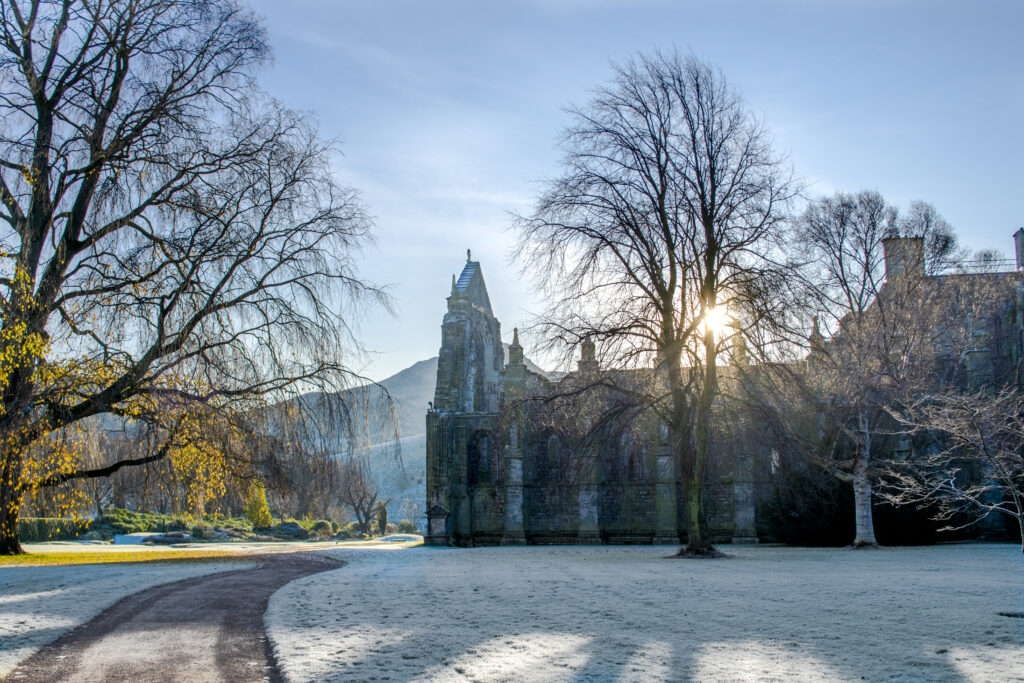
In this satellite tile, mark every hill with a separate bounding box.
[360,344,557,444]
[287,348,556,527]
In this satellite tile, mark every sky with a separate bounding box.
[244,0,1023,382]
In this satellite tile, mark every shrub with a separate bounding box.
[759,463,954,546]
[95,508,190,535]
[18,517,90,543]
[873,501,947,546]
[397,519,417,534]
[244,482,273,528]
[758,463,853,546]
[374,501,388,536]
[311,520,333,536]
[330,520,340,534]
[334,522,364,540]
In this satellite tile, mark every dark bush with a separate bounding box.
[397,519,417,534]
[759,463,854,546]
[760,464,961,546]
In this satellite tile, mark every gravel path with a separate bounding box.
[3,553,337,683]
[0,559,256,677]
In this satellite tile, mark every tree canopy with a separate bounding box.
[0,0,386,554]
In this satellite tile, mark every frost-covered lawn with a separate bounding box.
[266,544,1023,682]
[0,558,254,677]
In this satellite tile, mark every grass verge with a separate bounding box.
[0,549,246,567]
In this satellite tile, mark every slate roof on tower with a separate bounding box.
[451,260,494,316]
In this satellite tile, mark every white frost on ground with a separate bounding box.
[0,560,253,677]
[266,544,1024,682]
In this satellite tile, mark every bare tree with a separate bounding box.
[792,191,1011,546]
[0,0,386,554]
[882,389,1024,553]
[515,51,796,554]
[338,457,379,535]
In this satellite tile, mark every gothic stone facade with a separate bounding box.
[425,259,759,546]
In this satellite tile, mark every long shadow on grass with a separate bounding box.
[267,544,1024,682]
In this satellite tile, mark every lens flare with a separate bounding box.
[703,306,730,334]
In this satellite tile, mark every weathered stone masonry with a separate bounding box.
[425,258,760,547]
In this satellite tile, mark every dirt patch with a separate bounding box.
[2,553,339,682]
[671,547,729,559]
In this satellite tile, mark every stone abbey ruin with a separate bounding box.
[425,231,1024,547]
[425,257,758,546]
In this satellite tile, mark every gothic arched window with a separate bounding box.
[468,431,491,486]
[627,450,640,481]
[547,435,561,480]
[619,433,633,481]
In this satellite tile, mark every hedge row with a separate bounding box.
[18,517,91,543]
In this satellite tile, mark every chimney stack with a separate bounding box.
[881,236,925,279]
[1014,228,1024,270]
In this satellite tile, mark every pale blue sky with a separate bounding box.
[245,0,1023,381]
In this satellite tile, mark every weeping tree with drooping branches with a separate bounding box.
[0,0,387,554]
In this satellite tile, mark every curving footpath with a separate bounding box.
[2,553,338,682]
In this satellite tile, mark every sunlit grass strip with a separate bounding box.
[331,539,423,548]
[0,549,247,567]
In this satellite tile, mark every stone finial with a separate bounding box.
[581,336,596,362]
[451,274,457,295]
[578,335,599,374]
[508,327,524,365]
[732,331,749,366]
[467,248,472,263]
[809,315,825,357]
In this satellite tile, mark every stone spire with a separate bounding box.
[809,316,826,357]
[450,274,457,296]
[577,336,599,374]
[732,329,749,366]
[508,327,524,365]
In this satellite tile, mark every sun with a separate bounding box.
[703,306,731,335]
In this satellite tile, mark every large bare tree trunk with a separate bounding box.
[852,409,878,547]
[685,326,718,554]
[0,449,24,555]
[0,507,22,555]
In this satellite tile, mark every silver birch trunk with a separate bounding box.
[852,408,878,546]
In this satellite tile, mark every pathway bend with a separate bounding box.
[3,552,339,683]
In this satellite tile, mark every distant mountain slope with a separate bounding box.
[283,349,557,525]
[278,347,556,456]
[376,357,437,441]
[369,344,557,443]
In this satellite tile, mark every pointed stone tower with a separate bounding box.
[425,255,504,546]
